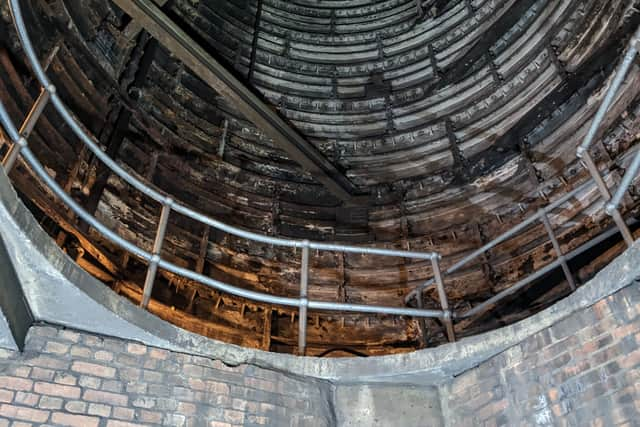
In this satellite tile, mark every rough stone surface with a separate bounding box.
[334,384,442,427]
[0,326,334,426]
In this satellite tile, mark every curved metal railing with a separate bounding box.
[1,0,639,354]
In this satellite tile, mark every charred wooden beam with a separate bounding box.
[111,0,364,204]
[247,0,263,82]
[262,308,272,351]
[81,34,158,227]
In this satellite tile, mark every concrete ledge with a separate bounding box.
[0,223,33,351]
[1,166,639,385]
[334,384,443,426]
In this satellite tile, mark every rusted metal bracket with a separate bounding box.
[112,0,365,203]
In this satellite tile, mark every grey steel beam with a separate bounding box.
[111,0,363,203]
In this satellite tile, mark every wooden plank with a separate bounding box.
[112,0,364,203]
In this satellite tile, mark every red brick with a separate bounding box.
[83,389,128,406]
[54,372,77,386]
[231,398,247,411]
[11,367,31,378]
[142,369,163,383]
[64,400,87,414]
[30,326,58,338]
[187,378,205,390]
[205,381,230,395]
[247,415,268,425]
[57,330,81,343]
[477,399,508,421]
[106,421,146,427]
[34,382,81,399]
[0,376,32,391]
[51,412,99,427]
[126,343,147,355]
[0,389,13,403]
[30,367,54,381]
[78,375,101,389]
[14,391,39,407]
[140,409,163,423]
[244,377,276,393]
[69,346,92,358]
[101,380,123,393]
[183,364,203,377]
[149,348,169,360]
[87,403,111,417]
[38,396,63,410]
[216,394,230,407]
[0,403,49,422]
[132,397,155,409]
[112,406,135,420]
[44,341,69,355]
[0,349,14,359]
[178,402,197,415]
[224,409,244,424]
[94,351,114,362]
[27,355,67,370]
[619,348,640,369]
[71,361,116,378]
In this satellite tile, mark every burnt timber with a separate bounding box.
[1,0,640,355]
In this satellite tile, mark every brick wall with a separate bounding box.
[0,326,333,427]
[2,286,640,427]
[442,283,640,426]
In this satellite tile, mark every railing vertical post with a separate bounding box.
[540,210,576,291]
[3,85,54,172]
[20,85,54,138]
[432,255,455,342]
[415,287,428,348]
[2,137,27,172]
[576,29,639,247]
[606,147,640,246]
[298,240,310,356]
[581,153,634,246]
[576,37,639,156]
[141,197,172,309]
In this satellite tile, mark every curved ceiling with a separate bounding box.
[1,0,639,355]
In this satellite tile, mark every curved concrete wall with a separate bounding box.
[0,165,639,385]
[1,167,640,425]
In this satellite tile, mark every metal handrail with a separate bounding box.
[2,0,451,356]
[405,27,640,312]
[403,182,591,304]
[1,0,639,354]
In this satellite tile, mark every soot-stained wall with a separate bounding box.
[1,281,639,426]
[441,282,640,426]
[0,326,334,426]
